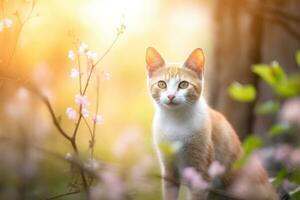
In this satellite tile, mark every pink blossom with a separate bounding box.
[290,149,300,167]
[228,155,277,199]
[17,87,30,100]
[65,152,72,161]
[113,127,143,158]
[280,98,300,125]
[86,50,97,61]
[130,155,154,191]
[75,94,90,107]
[91,168,126,200]
[79,42,88,54]
[103,72,110,80]
[68,50,76,60]
[208,161,225,177]
[182,167,209,191]
[84,158,100,171]
[70,68,80,78]
[93,114,103,125]
[274,144,293,162]
[81,108,89,118]
[66,107,77,120]
[3,18,12,28]
[0,21,4,32]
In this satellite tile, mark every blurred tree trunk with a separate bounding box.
[209,0,300,140]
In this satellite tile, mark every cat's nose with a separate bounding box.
[167,95,175,101]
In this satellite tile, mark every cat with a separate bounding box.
[145,47,277,200]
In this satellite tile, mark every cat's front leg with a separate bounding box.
[161,163,180,200]
[163,179,179,200]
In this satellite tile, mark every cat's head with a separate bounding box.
[146,47,205,109]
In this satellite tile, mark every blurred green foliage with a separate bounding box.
[228,82,256,102]
[268,123,290,138]
[255,100,280,115]
[253,62,300,98]
[229,51,300,197]
[296,51,300,67]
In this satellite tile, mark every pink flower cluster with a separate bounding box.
[280,98,300,125]
[274,144,300,168]
[65,42,107,125]
[91,168,126,200]
[182,167,209,191]
[68,43,97,62]
[182,160,225,192]
[0,18,13,32]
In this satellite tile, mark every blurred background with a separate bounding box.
[0,0,300,199]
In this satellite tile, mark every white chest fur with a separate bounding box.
[153,98,209,145]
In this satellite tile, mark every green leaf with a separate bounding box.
[234,135,263,169]
[291,191,300,200]
[243,135,263,155]
[274,74,300,97]
[158,141,182,159]
[273,168,288,187]
[228,82,256,102]
[270,61,287,82]
[252,62,286,87]
[268,123,290,137]
[252,64,278,86]
[252,62,300,98]
[296,50,300,67]
[291,170,300,184]
[255,100,280,115]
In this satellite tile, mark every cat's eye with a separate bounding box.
[157,81,167,89]
[178,81,189,89]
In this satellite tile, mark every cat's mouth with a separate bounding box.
[165,101,179,107]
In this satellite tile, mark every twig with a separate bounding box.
[77,54,83,95]
[7,0,37,67]
[250,1,300,24]
[82,35,119,94]
[41,97,72,141]
[243,0,300,42]
[46,191,79,200]
[91,74,100,159]
[82,116,93,138]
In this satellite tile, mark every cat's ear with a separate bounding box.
[146,47,165,76]
[184,48,205,77]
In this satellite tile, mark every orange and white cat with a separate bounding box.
[146,47,243,200]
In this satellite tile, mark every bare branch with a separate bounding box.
[243,0,300,42]
[41,96,72,141]
[253,1,300,24]
[7,0,37,66]
[46,191,80,200]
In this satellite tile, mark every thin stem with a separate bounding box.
[88,74,100,187]
[70,137,89,196]
[7,0,36,67]
[77,54,83,95]
[82,35,119,94]
[91,74,100,159]
[82,116,93,138]
[46,191,79,200]
[42,97,72,141]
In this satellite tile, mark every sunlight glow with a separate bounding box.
[82,0,157,39]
